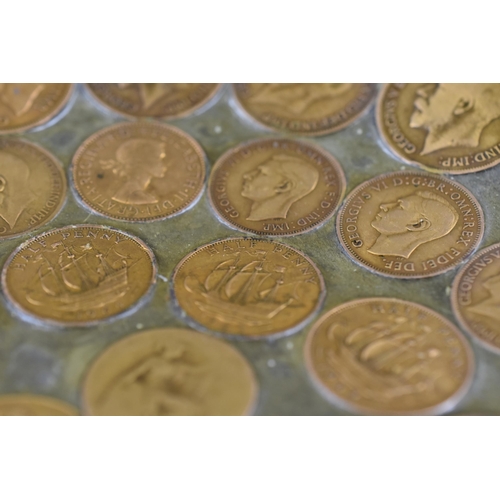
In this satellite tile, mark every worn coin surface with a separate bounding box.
[233,83,376,136]
[0,138,66,238]
[172,238,325,338]
[452,243,500,353]
[0,83,73,134]
[0,394,78,416]
[82,327,258,416]
[2,225,156,326]
[86,83,221,119]
[208,138,346,236]
[377,83,500,174]
[336,171,484,278]
[305,298,474,415]
[72,122,205,222]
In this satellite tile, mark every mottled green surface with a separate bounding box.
[0,84,498,415]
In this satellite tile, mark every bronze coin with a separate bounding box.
[208,138,346,236]
[82,327,258,416]
[86,83,221,119]
[0,138,66,239]
[0,394,78,416]
[172,238,325,338]
[336,171,484,278]
[71,122,206,222]
[0,83,73,134]
[233,83,376,136]
[451,243,500,353]
[2,225,156,326]
[305,298,474,415]
[377,83,500,174]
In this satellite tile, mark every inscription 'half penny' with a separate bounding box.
[172,238,325,338]
[377,83,500,174]
[336,171,484,278]
[208,138,346,236]
[0,394,78,416]
[2,225,156,326]
[82,328,258,416]
[305,298,474,415]
[72,122,206,222]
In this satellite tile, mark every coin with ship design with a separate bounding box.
[0,83,73,134]
[233,83,376,136]
[0,394,78,416]
[71,122,206,222]
[86,83,221,119]
[1,225,156,326]
[305,298,474,415]
[336,171,484,278]
[172,238,325,338]
[208,138,346,236]
[82,327,258,416]
[0,138,66,239]
[377,83,500,174]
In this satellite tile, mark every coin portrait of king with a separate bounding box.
[467,273,500,321]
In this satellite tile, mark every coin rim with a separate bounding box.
[207,137,347,236]
[336,170,485,279]
[304,297,475,415]
[0,393,79,416]
[71,121,206,222]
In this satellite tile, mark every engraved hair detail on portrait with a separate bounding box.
[368,190,459,259]
[410,83,500,155]
[467,272,500,321]
[0,83,45,119]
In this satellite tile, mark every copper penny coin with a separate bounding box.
[233,83,376,136]
[2,225,157,326]
[208,138,346,236]
[86,83,221,119]
[377,83,500,174]
[72,122,206,222]
[451,243,500,353]
[0,83,73,134]
[0,394,78,416]
[305,298,474,415]
[0,138,66,239]
[82,327,258,416]
[336,171,484,278]
[172,238,325,338]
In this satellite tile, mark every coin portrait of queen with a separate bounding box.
[368,190,459,259]
[100,138,169,205]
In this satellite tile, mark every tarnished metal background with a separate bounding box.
[0,83,498,415]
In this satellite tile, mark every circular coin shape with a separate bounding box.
[452,243,500,353]
[377,83,500,174]
[0,394,78,416]
[82,328,258,416]
[208,138,346,236]
[172,238,325,338]
[0,83,73,134]
[0,138,66,238]
[305,298,474,415]
[86,83,221,119]
[72,122,206,222]
[2,225,156,326]
[336,171,484,278]
[233,83,376,136]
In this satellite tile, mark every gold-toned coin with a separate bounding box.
[172,238,325,338]
[82,327,258,416]
[0,138,66,238]
[0,394,78,416]
[452,243,500,353]
[336,171,484,278]
[0,83,73,134]
[2,225,156,326]
[305,298,474,415]
[86,83,221,119]
[233,83,376,136]
[72,122,206,222]
[377,83,500,174]
[208,138,346,236]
